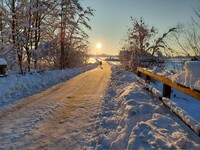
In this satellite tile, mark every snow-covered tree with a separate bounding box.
[56,0,93,69]
[0,0,93,73]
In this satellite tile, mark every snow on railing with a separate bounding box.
[136,67,200,136]
[137,67,200,100]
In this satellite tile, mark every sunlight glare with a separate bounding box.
[96,43,102,49]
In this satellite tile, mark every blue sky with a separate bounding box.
[81,0,199,55]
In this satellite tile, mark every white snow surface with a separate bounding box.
[0,58,7,65]
[137,76,200,136]
[148,62,200,91]
[171,61,200,91]
[162,97,200,135]
[0,62,200,149]
[146,64,200,124]
[90,65,200,149]
[0,63,98,107]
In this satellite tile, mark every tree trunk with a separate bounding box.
[11,0,16,45]
[26,0,32,72]
[60,1,65,69]
[0,1,3,43]
[34,0,40,69]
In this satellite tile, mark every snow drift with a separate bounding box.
[91,66,200,149]
[171,61,200,91]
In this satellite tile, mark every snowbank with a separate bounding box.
[145,62,200,91]
[147,66,175,77]
[0,63,98,107]
[137,72,200,136]
[171,61,200,91]
[92,66,200,149]
[163,97,200,135]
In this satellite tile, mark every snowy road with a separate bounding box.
[0,62,111,149]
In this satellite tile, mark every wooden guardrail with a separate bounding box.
[137,67,200,100]
[137,67,200,136]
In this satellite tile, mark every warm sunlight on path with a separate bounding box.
[0,62,111,149]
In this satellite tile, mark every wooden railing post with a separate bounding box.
[145,75,151,83]
[163,84,171,98]
[137,71,141,77]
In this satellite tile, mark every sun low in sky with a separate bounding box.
[82,0,199,55]
[96,43,102,49]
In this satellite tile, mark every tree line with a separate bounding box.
[0,0,94,74]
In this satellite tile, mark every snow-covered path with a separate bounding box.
[0,62,111,149]
[1,62,200,149]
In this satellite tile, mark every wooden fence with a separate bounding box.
[137,67,200,136]
[137,67,200,100]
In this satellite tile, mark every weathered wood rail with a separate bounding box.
[137,67,200,100]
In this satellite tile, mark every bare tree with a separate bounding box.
[0,0,4,43]
[120,17,177,71]
[172,6,200,59]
